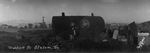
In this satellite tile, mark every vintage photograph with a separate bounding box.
[0,0,149,52]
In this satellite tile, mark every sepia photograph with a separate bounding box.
[0,0,149,53]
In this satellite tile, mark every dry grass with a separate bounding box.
[0,30,52,52]
[0,30,149,52]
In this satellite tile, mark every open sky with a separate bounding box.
[0,0,150,25]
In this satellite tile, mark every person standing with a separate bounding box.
[70,22,76,40]
[112,29,119,39]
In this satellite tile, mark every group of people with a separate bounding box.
[105,22,138,47]
[57,21,139,46]
[104,27,124,40]
[69,22,138,42]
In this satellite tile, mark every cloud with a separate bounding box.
[0,4,4,7]
[12,0,16,2]
[0,4,10,9]
[101,0,119,3]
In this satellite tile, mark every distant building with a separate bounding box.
[32,23,41,28]
[28,23,33,28]
[18,23,29,29]
[18,16,48,29]
[0,24,18,29]
[40,16,47,28]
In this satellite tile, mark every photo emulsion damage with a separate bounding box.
[0,0,150,53]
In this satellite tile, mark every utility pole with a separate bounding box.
[43,16,45,23]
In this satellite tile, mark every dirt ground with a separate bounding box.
[0,30,149,52]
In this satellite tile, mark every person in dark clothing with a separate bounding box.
[119,26,129,38]
[70,22,76,40]
[106,28,113,39]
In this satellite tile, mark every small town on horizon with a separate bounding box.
[0,16,52,29]
[0,17,145,30]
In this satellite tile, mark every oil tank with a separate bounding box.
[52,12,105,42]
